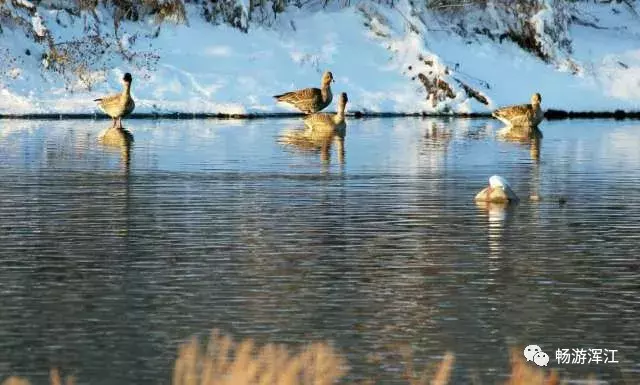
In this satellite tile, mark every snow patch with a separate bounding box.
[16,0,35,9]
[204,46,232,57]
[601,50,640,101]
[31,14,47,37]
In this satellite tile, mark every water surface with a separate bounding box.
[0,117,638,384]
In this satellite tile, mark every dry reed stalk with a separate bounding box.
[2,369,74,385]
[399,345,455,385]
[1,378,30,385]
[49,369,61,385]
[505,349,559,385]
[431,352,455,385]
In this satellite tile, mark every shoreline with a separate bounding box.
[0,109,638,120]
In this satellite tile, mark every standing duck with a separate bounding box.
[492,93,543,127]
[94,72,135,129]
[274,71,334,114]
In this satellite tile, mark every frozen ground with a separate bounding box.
[0,0,639,115]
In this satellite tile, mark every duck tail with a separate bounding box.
[492,110,512,126]
[492,108,506,119]
[273,92,292,101]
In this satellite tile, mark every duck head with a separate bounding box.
[531,93,541,105]
[322,71,335,86]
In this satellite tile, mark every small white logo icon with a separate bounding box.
[534,351,550,366]
[524,345,542,362]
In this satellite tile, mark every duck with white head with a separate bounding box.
[475,175,519,203]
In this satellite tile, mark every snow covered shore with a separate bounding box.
[1,0,639,116]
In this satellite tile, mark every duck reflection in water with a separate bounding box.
[497,125,542,162]
[98,126,134,173]
[475,200,516,257]
[423,121,452,148]
[279,130,345,164]
[278,92,348,164]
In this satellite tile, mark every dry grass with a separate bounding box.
[505,349,559,385]
[172,329,347,385]
[0,0,170,90]
[2,369,75,385]
[399,344,455,385]
[1,333,604,385]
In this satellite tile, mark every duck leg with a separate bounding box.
[116,117,123,129]
[111,118,117,128]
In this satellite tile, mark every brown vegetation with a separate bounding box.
[173,330,346,385]
[1,329,605,385]
[0,0,176,90]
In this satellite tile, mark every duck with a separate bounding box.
[278,93,348,163]
[273,71,334,114]
[303,92,348,140]
[475,175,519,203]
[94,72,135,129]
[492,93,543,127]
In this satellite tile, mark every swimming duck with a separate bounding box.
[94,72,135,129]
[273,71,334,114]
[278,93,348,163]
[303,92,348,140]
[475,175,519,203]
[492,93,543,127]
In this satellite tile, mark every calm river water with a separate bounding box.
[0,117,638,384]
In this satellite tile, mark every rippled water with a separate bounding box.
[0,117,638,384]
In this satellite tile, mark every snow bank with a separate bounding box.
[0,0,639,115]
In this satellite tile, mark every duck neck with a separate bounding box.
[335,104,345,121]
[122,82,132,98]
[321,84,331,102]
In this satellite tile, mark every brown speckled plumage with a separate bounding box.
[492,93,543,127]
[278,93,348,163]
[303,92,348,140]
[274,71,334,114]
[94,72,135,129]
